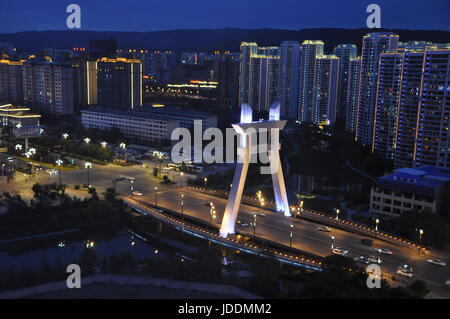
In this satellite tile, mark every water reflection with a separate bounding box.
[0,232,167,271]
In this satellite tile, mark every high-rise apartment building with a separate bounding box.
[72,58,97,108]
[239,43,280,113]
[89,38,117,59]
[372,52,404,159]
[218,53,240,110]
[355,33,399,147]
[278,41,301,119]
[96,57,142,110]
[414,50,450,167]
[368,48,450,168]
[22,57,75,115]
[0,58,24,104]
[333,44,357,118]
[345,57,361,133]
[313,56,339,125]
[394,52,425,168]
[298,40,324,123]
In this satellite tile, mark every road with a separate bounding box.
[2,159,450,298]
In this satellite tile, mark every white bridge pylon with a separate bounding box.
[219,102,290,238]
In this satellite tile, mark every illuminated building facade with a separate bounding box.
[239,44,280,113]
[333,44,357,118]
[97,57,142,110]
[372,52,404,159]
[22,57,75,115]
[345,57,361,133]
[356,33,399,147]
[72,58,98,108]
[313,56,339,125]
[298,40,324,123]
[278,41,301,119]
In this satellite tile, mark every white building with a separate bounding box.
[370,166,450,219]
[81,107,179,143]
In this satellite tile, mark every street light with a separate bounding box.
[419,229,424,254]
[101,141,108,148]
[204,177,208,189]
[180,172,184,192]
[253,214,257,236]
[15,144,22,151]
[120,143,126,149]
[84,162,92,188]
[375,218,379,232]
[62,133,69,139]
[55,159,63,188]
[154,186,158,206]
[16,122,22,129]
[289,224,294,247]
[84,137,90,144]
[180,193,184,215]
[331,236,335,252]
[335,209,340,221]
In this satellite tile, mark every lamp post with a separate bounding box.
[253,214,257,236]
[101,141,107,148]
[15,144,22,168]
[158,154,163,178]
[84,162,92,189]
[204,177,208,189]
[289,224,294,247]
[180,193,184,215]
[55,159,63,188]
[419,229,424,254]
[375,218,379,232]
[335,209,340,221]
[331,236,335,252]
[154,186,158,206]
[180,172,184,193]
[84,137,90,144]
[62,133,69,140]
[120,143,126,149]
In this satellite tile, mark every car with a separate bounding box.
[132,191,143,196]
[253,211,266,217]
[361,238,373,246]
[332,247,349,256]
[6,156,13,163]
[376,248,393,255]
[237,220,249,227]
[396,265,413,278]
[368,255,382,264]
[354,256,370,264]
[427,259,447,267]
[317,226,331,232]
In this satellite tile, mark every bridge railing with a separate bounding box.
[121,196,324,271]
[186,186,424,251]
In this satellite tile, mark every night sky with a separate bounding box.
[0,0,449,33]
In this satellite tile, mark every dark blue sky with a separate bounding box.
[0,0,449,33]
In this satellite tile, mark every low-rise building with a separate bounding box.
[370,166,450,220]
[81,107,179,144]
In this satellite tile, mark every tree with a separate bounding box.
[323,254,359,272]
[104,188,116,202]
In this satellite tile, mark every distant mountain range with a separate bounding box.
[1,28,449,53]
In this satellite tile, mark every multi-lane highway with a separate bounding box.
[2,160,450,298]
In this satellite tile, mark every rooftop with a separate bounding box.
[377,166,450,197]
[81,107,175,122]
